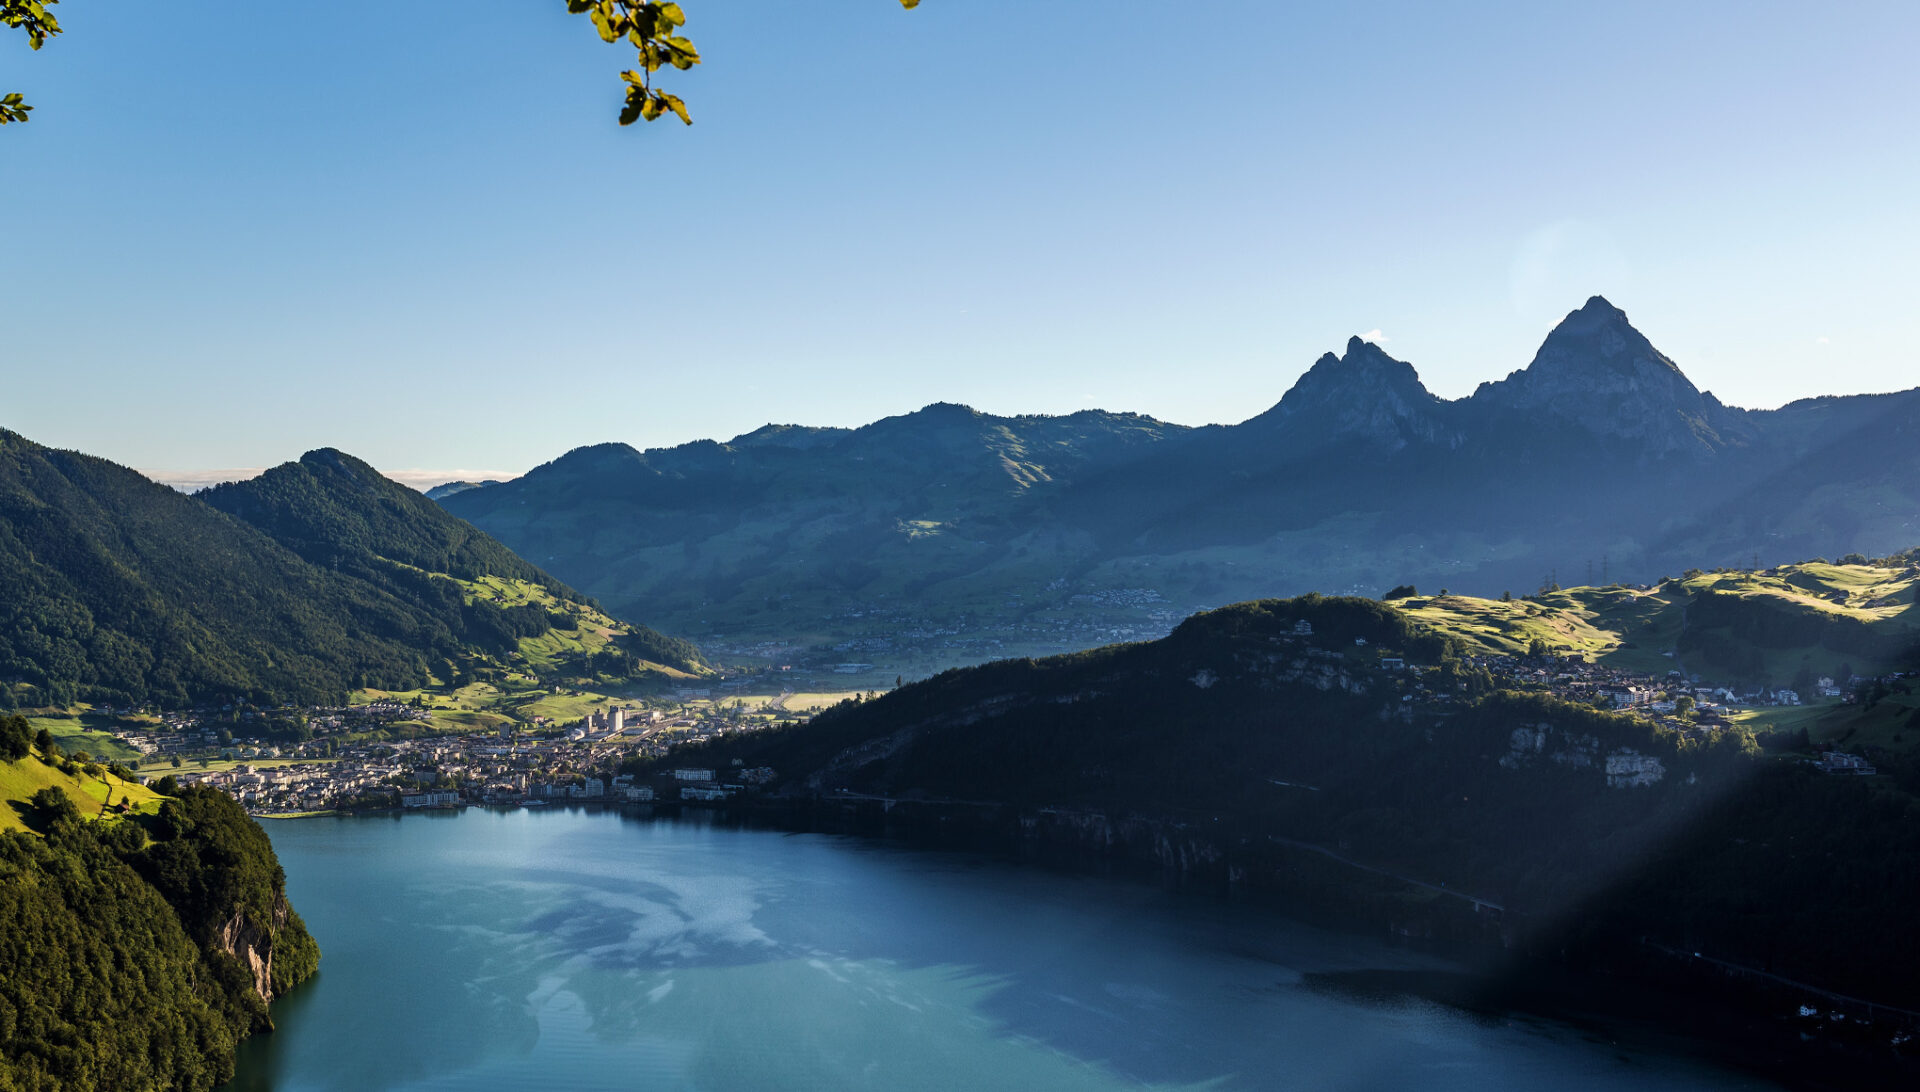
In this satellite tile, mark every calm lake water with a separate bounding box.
[226,808,1768,1091]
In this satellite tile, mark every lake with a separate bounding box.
[226,808,1768,1091]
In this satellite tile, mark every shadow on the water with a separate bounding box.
[227,808,1775,1092]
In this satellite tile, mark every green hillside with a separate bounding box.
[199,448,562,586]
[200,448,704,674]
[1,722,319,1089]
[0,754,163,835]
[1396,555,1920,685]
[0,429,447,707]
[0,431,703,711]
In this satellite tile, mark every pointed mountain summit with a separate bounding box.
[1470,296,1748,455]
[1246,336,1455,453]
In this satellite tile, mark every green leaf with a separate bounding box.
[664,35,699,68]
[589,5,617,43]
[571,0,915,129]
[0,91,32,124]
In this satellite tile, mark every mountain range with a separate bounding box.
[440,298,1920,675]
[0,434,701,708]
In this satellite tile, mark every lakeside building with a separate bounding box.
[402,791,460,808]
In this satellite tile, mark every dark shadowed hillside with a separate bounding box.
[665,593,1920,1011]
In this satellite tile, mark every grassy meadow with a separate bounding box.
[0,756,164,836]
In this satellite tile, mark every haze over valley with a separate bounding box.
[436,298,1920,683]
[6,2,1920,1089]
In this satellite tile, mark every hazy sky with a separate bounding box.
[4,0,1915,482]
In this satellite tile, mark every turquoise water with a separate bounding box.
[227,809,1765,1091]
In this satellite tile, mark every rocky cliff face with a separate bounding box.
[1250,336,1458,454]
[216,893,297,1004]
[1469,296,1751,456]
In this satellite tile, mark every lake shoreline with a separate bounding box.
[267,799,1918,1088]
[237,807,1793,1091]
[651,796,1920,1089]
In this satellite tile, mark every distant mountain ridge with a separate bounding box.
[423,479,502,501]
[438,298,1920,675]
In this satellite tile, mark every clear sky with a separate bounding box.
[3,0,1916,483]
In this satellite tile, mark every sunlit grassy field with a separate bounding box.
[1403,562,1918,680]
[0,756,164,835]
[22,713,150,765]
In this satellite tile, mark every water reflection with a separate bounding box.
[229,809,1766,1091]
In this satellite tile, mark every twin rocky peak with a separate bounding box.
[1258,296,1748,458]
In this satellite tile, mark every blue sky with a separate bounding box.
[3,0,1916,483]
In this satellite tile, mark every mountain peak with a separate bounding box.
[1533,295,1665,365]
[1277,338,1434,411]
[296,448,380,479]
[543,442,647,475]
[1572,293,1627,321]
[728,423,851,451]
[1245,338,1452,453]
[909,401,982,420]
[1471,298,1745,455]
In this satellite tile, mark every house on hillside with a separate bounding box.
[1817,752,1876,776]
[1601,686,1654,709]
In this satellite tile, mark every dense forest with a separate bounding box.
[199,449,563,588]
[0,729,319,1091]
[202,448,704,674]
[0,431,700,709]
[659,595,1920,1009]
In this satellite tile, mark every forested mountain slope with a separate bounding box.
[201,448,703,674]
[1,718,318,1091]
[0,431,699,709]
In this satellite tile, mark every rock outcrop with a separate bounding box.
[1470,296,1751,456]
[215,893,299,1004]
[1250,336,1458,454]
